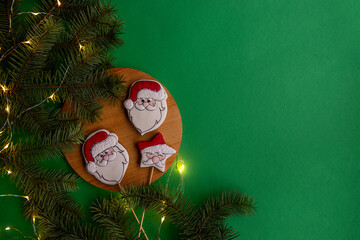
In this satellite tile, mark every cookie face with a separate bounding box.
[137,133,176,172]
[123,80,168,135]
[82,129,129,185]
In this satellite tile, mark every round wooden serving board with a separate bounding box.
[64,68,183,191]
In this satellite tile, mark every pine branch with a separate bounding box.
[214,224,240,240]
[1,157,82,220]
[91,197,141,240]
[2,123,85,163]
[121,185,199,238]
[196,192,255,238]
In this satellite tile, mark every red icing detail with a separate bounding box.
[84,131,108,162]
[129,81,161,102]
[137,133,166,152]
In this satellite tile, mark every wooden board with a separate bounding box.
[64,68,183,191]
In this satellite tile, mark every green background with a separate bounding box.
[2,0,360,239]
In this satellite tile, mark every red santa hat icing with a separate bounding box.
[124,80,167,110]
[137,133,176,154]
[83,130,117,173]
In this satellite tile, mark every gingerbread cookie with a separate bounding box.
[137,133,176,172]
[124,80,168,135]
[82,129,129,185]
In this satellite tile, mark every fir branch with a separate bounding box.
[1,156,82,219]
[121,185,199,238]
[14,20,59,89]
[2,124,85,162]
[197,192,255,237]
[91,198,141,240]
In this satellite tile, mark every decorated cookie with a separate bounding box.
[82,129,129,185]
[137,133,176,172]
[124,80,168,135]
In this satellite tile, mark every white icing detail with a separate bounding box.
[141,144,176,154]
[124,99,134,110]
[90,135,117,158]
[137,88,167,101]
[139,151,174,172]
[86,162,97,174]
[128,99,167,135]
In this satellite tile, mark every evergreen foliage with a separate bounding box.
[120,184,256,239]
[0,0,125,238]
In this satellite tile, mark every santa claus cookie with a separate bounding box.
[137,133,176,172]
[124,80,168,135]
[82,129,129,185]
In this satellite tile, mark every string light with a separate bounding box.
[16,65,70,118]
[1,85,7,92]
[5,226,10,231]
[5,105,10,113]
[23,40,31,44]
[177,160,185,174]
[57,0,61,7]
[158,216,166,240]
[18,12,48,16]
[6,169,12,174]
[3,142,9,149]
[79,44,84,51]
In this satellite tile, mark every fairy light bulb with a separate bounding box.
[32,12,40,16]
[3,143,9,149]
[32,215,36,222]
[57,0,61,6]
[48,94,55,100]
[7,169,12,174]
[1,85,7,92]
[161,216,165,223]
[5,227,10,231]
[79,44,84,51]
[5,105,10,113]
[24,196,29,201]
[177,160,185,174]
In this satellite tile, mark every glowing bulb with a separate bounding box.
[3,143,9,149]
[178,163,185,174]
[32,12,40,16]
[5,227,10,231]
[24,196,29,201]
[5,105,10,113]
[48,94,55,100]
[6,169,12,174]
[57,0,61,6]
[161,216,165,223]
[32,216,36,222]
[177,160,185,174]
[79,44,84,51]
[1,85,7,92]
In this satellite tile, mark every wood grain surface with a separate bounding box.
[64,68,183,191]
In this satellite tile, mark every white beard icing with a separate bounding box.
[94,151,127,184]
[129,101,165,135]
